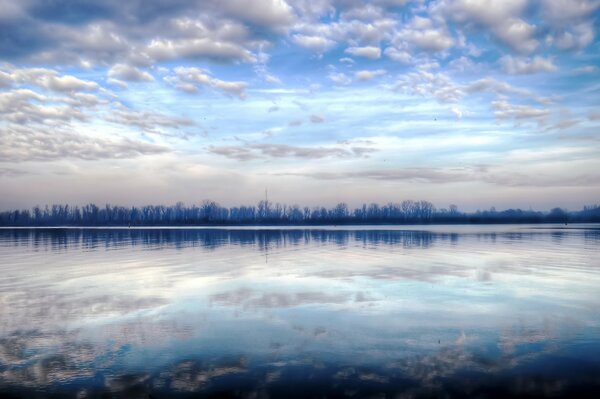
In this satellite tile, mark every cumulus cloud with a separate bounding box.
[5,67,98,92]
[392,16,454,53]
[540,0,600,25]
[292,34,336,53]
[440,0,538,54]
[0,89,86,124]
[106,107,194,133]
[165,67,247,99]
[546,21,595,50]
[383,47,412,64]
[108,64,154,82]
[355,69,386,81]
[392,69,462,102]
[499,55,557,74]
[0,124,170,162]
[492,100,549,121]
[328,72,352,85]
[144,37,257,64]
[217,0,296,30]
[344,46,381,59]
[0,1,299,66]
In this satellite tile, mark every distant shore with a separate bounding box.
[1,201,598,227]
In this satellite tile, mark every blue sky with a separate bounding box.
[1,0,599,211]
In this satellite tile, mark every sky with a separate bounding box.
[1,0,599,211]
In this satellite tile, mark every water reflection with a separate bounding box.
[0,226,599,398]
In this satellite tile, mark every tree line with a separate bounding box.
[0,200,599,226]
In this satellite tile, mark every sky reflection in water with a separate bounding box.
[0,226,599,398]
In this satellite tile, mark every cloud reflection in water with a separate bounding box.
[0,226,599,397]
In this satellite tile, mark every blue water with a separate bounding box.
[0,225,599,398]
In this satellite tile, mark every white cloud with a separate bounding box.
[344,46,381,59]
[218,0,296,30]
[383,47,412,64]
[292,34,336,53]
[499,55,557,74]
[165,67,247,99]
[0,89,85,124]
[451,107,463,119]
[392,69,462,102]
[108,64,154,82]
[493,18,539,54]
[492,100,549,121]
[106,106,194,133]
[355,69,386,81]
[1,124,170,162]
[547,22,595,50]
[400,29,454,52]
[540,0,600,24]
[145,38,257,64]
[392,17,454,53]
[328,72,352,85]
[8,67,98,92]
[440,0,538,54]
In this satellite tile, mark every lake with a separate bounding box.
[0,225,599,398]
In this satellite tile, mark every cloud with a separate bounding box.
[383,47,412,64]
[392,69,462,102]
[392,16,454,53]
[574,65,597,73]
[310,114,325,123]
[344,46,381,59]
[107,64,154,82]
[355,69,386,81]
[210,288,352,309]
[589,110,600,120]
[278,163,600,188]
[279,167,480,183]
[492,100,549,121]
[546,21,595,50]
[292,34,336,53]
[540,0,600,24]
[440,0,538,54]
[165,67,247,99]
[451,107,463,119]
[0,1,299,66]
[217,0,296,30]
[106,107,194,133]
[208,143,377,161]
[328,72,352,85]
[0,124,170,162]
[0,89,86,124]
[399,28,454,52]
[499,55,557,74]
[144,37,256,64]
[6,67,98,92]
[464,78,531,98]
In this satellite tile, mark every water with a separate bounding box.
[0,225,599,398]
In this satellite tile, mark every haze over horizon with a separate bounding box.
[1,0,599,212]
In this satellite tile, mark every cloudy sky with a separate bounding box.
[1,0,599,211]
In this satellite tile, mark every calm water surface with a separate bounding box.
[0,225,599,398]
